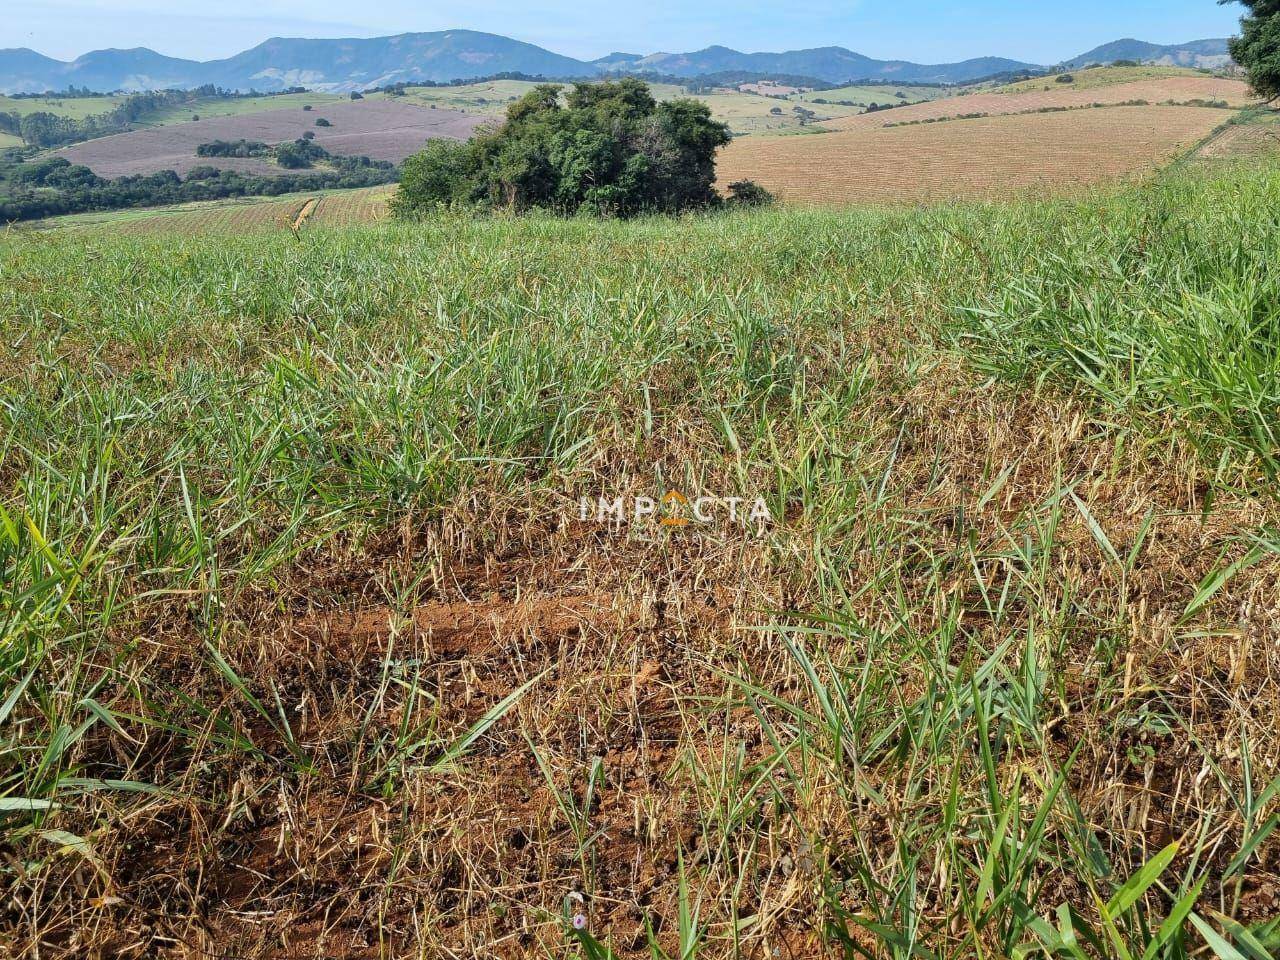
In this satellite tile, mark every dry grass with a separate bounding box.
[993,65,1240,95]
[718,105,1229,204]
[38,186,395,235]
[8,354,1277,959]
[82,195,309,235]
[310,185,396,227]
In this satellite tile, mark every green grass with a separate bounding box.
[952,168,1280,477]
[2,159,1279,957]
[30,184,390,233]
[0,131,22,148]
[0,93,127,120]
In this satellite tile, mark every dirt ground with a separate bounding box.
[7,359,1278,959]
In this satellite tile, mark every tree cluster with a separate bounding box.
[193,136,391,171]
[275,137,335,169]
[196,139,271,158]
[393,79,763,218]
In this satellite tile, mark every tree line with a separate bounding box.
[0,155,397,223]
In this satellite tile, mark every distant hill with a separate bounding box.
[195,32,596,91]
[0,48,69,94]
[1064,38,1232,70]
[592,53,646,71]
[595,46,1039,84]
[0,30,1236,96]
[51,48,204,93]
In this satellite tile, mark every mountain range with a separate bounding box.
[0,30,1234,96]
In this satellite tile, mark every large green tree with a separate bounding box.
[1225,0,1280,101]
[393,79,734,218]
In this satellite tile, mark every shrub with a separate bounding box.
[275,138,329,169]
[725,179,775,207]
[1056,74,1075,84]
[315,118,332,127]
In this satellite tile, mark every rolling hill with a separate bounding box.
[1064,38,1232,69]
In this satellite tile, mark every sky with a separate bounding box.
[3,0,1246,65]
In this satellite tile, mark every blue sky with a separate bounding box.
[5,0,1245,64]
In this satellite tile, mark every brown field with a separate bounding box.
[1196,116,1280,160]
[718,105,1232,204]
[309,184,396,226]
[53,100,483,178]
[993,64,1233,93]
[88,195,311,235]
[823,76,1255,134]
